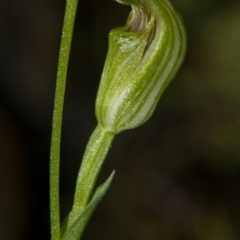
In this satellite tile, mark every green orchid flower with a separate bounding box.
[50,0,187,240]
[96,0,187,133]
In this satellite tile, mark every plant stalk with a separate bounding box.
[50,0,79,239]
[67,125,115,227]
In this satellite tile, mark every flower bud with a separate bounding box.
[96,0,186,133]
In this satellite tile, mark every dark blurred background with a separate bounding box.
[0,0,240,239]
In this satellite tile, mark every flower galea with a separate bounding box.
[96,0,187,133]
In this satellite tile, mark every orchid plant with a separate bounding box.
[50,0,187,239]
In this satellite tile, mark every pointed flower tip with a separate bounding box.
[96,0,187,134]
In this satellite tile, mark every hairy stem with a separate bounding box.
[67,125,115,227]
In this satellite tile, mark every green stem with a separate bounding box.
[67,125,115,227]
[50,0,79,240]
